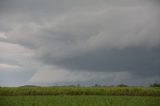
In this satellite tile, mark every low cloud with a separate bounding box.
[0,0,160,86]
[28,67,131,85]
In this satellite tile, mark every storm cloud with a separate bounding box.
[0,0,160,86]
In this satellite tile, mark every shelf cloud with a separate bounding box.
[0,0,160,86]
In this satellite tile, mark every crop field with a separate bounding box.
[0,86,160,96]
[0,96,160,106]
[0,86,160,106]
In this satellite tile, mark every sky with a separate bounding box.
[0,0,160,86]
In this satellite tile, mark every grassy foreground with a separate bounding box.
[0,86,160,96]
[0,96,160,106]
[0,87,159,106]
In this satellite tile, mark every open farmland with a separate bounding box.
[0,86,160,96]
[0,96,160,106]
[0,86,159,106]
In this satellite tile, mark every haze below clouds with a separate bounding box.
[0,0,160,86]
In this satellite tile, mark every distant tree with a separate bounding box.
[68,85,75,87]
[117,84,128,87]
[77,84,81,87]
[150,83,160,87]
[93,84,101,87]
[108,85,115,87]
[20,85,38,87]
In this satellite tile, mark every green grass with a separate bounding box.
[0,96,159,106]
[0,86,160,96]
[0,87,159,106]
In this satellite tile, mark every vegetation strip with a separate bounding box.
[0,86,160,96]
[0,96,160,106]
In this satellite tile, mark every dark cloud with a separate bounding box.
[0,0,160,86]
[40,47,160,74]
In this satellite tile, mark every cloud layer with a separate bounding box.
[0,0,160,86]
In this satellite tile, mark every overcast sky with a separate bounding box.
[0,0,160,86]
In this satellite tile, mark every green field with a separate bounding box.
[0,86,160,96]
[0,86,159,106]
[0,96,160,106]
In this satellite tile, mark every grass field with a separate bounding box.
[0,86,159,106]
[0,86,160,96]
[0,96,160,106]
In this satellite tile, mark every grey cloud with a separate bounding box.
[0,70,34,86]
[40,47,160,74]
[1,0,160,48]
[0,0,160,86]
